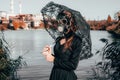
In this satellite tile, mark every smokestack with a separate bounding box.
[19,0,22,14]
[10,0,14,14]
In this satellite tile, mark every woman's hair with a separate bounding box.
[64,36,74,51]
[62,11,77,51]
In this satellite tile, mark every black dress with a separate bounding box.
[49,35,82,80]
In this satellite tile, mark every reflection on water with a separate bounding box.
[3,30,116,65]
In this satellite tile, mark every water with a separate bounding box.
[3,30,115,66]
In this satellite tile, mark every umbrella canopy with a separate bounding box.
[41,1,92,60]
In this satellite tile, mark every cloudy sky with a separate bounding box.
[0,0,120,20]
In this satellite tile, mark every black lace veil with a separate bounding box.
[41,2,92,60]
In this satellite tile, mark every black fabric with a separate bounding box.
[49,35,82,80]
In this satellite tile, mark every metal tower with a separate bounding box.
[19,0,22,14]
[10,0,14,14]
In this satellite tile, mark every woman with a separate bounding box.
[42,10,82,80]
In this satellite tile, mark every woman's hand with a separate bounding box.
[46,53,55,62]
[42,45,51,56]
[42,45,55,62]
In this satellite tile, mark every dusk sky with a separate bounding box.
[0,0,120,20]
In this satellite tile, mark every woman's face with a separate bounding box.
[57,11,72,34]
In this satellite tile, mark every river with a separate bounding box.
[3,30,115,65]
